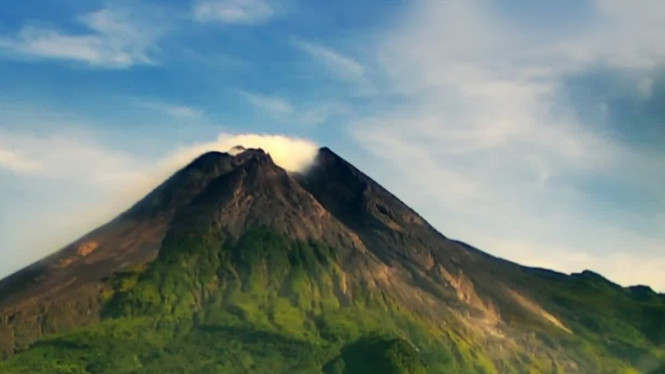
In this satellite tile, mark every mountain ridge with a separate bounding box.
[1,146,664,373]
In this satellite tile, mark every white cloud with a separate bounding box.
[295,40,366,81]
[349,0,665,290]
[135,100,205,120]
[238,90,294,116]
[0,129,318,192]
[0,130,152,191]
[0,8,159,68]
[193,0,275,24]
[163,133,319,173]
[0,148,42,174]
[0,130,320,279]
[296,101,351,127]
[0,129,157,278]
[237,90,350,126]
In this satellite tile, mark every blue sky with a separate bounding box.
[1,0,664,290]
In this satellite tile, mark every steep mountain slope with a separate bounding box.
[0,151,238,354]
[0,147,663,373]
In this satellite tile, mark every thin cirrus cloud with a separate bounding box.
[0,148,42,174]
[237,90,294,116]
[0,8,159,68]
[134,100,206,120]
[294,40,366,81]
[0,129,318,192]
[0,129,318,203]
[0,129,150,189]
[237,89,351,126]
[0,130,318,280]
[349,0,665,290]
[193,0,275,24]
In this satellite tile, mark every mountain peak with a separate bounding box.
[185,148,274,172]
[2,146,664,374]
[231,147,274,166]
[184,151,233,173]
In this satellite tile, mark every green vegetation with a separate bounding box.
[1,228,445,373]
[650,363,665,374]
[323,335,426,374]
[515,269,665,372]
[1,228,664,373]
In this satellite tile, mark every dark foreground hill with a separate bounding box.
[1,147,664,373]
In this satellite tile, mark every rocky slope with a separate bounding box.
[0,147,663,373]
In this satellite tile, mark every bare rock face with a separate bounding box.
[76,241,99,257]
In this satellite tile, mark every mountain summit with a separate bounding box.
[1,147,664,373]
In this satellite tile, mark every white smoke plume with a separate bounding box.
[163,133,320,173]
[116,133,321,205]
[0,131,321,280]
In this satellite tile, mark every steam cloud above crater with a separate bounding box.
[165,133,320,173]
[0,131,321,280]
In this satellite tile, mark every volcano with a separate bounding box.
[1,147,664,373]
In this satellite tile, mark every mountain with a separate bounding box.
[1,147,664,374]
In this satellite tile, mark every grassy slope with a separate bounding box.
[1,228,663,373]
[513,268,665,372]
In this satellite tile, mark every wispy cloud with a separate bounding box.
[134,100,205,120]
[0,129,318,279]
[1,129,318,196]
[237,90,294,116]
[237,89,351,126]
[349,0,665,290]
[297,101,351,127]
[295,40,366,81]
[0,129,150,189]
[0,128,158,278]
[0,148,42,174]
[164,133,319,173]
[0,8,160,68]
[193,0,275,24]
